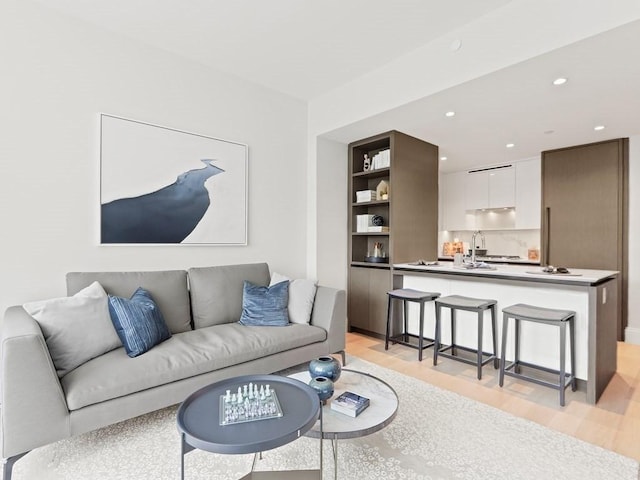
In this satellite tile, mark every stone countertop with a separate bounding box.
[394,262,618,286]
[438,256,540,265]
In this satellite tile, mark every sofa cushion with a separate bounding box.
[189,263,270,328]
[270,272,317,324]
[66,270,191,334]
[22,281,122,377]
[108,288,172,357]
[239,281,289,326]
[61,323,327,410]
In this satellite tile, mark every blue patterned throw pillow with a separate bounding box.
[238,280,290,326]
[108,287,172,357]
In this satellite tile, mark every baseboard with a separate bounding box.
[624,326,640,345]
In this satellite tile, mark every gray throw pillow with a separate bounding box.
[23,281,122,377]
[238,280,290,326]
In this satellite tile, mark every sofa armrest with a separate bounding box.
[309,287,346,356]
[1,306,70,458]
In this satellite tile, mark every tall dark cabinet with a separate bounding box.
[348,131,439,337]
[541,138,628,340]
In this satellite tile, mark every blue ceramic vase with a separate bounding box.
[308,356,342,382]
[308,376,334,403]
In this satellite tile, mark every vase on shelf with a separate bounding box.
[309,356,342,382]
[308,376,334,404]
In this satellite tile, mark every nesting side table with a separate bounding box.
[177,374,323,479]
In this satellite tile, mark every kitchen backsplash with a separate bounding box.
[439,229,541,259]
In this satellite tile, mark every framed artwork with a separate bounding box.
[100,114,248,245]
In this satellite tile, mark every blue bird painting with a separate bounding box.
[101,159,224,243]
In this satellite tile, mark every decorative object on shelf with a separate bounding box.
[370,149,391,170]
[371,215,384,226]
[376,180,389,200]
[308,376,334,403]
[364,256,389,263]
[309,356,342,382]
[365,242,388,263]
[363,153,371,171]
[528,248,540,261]
[356,190,377,203]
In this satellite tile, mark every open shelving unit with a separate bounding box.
[347,131,439,337]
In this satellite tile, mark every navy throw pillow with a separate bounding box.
[238,280,290,326]
[108,287,172,357]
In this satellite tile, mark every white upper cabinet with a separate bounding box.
[488,168,515,208]
[464,167,515,210]
[515,158,541,229]
[464,171,489,210]
[440,171,470,231]
[440,160,540,231]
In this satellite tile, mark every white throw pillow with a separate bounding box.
[269,272,317,324]
[23,281,122,377]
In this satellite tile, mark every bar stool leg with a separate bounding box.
[433,303,441,366]
[418,301,425,361]
[450,308,457,356]
[403,300,409,342]
[476,309,483,380]
[499,314,508,387]
[569,316,577,392]
[491,305,498,369]
[559,322,567,406]
[514,317,521,374]
[385,296,392,350]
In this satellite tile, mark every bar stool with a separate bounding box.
[499,303,577,406]
[433,295,498,380]
[385,289,440,361]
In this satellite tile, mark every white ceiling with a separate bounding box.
[38,1,640,172]
[323,20,640,172]
[39,0,512,100]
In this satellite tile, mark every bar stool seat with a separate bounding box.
[499,303,577,406]
[433,295,498,380]
[385,288,440,361]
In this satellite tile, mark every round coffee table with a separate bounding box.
[288,368,399,479]
[177,374,322,479]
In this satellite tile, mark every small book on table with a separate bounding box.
[331,391,370,417]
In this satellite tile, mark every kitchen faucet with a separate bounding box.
[470,230,485,263]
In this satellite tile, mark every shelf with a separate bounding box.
[352,232,390,236]
[352,168,390,179]
[350,262,391,269]
[352,200,389,207]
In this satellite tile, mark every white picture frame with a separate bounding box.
[100,114,248,245]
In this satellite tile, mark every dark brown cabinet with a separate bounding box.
[347,131,439,337]
[541,138,628,339]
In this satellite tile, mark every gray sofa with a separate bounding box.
[0,263,346,479]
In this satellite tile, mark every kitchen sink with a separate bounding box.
[454,262,497,270]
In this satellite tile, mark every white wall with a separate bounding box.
[626,136,640,344]
[0,1,308,314]
[314,138,348,289]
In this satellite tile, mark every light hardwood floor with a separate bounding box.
[346,332,640,462]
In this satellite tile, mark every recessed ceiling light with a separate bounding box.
[440,156,447,161]
[553,77,568,85]
[506,143,515,148]
[445,111,456,117]
[594,125,605,131]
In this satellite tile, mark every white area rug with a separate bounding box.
[14,356,640,480]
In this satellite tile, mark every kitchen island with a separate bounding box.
[392,262,619,404]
